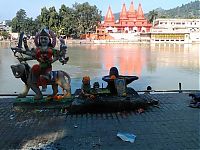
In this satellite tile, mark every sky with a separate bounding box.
[0,0,194,21]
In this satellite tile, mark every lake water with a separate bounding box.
[0,42,199,94]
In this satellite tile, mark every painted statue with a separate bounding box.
[11,28,71,100]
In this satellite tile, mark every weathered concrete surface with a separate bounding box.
[0,93,199,150]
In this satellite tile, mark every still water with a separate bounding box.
[0,42,199,94]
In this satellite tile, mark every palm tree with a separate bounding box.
[148,10,158,23]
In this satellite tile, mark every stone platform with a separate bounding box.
[0,93,199,149]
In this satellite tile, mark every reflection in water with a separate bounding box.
[0,43,199,94]
[101,44,144,76]
[149,44,199,71]
[0,41,11,49]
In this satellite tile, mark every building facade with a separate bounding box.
[150,19,200,43]
[0,20,10,32]
[96,1,152,40]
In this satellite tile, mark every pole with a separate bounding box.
[179,83,182,93]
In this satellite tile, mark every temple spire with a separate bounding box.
[128,1,136,18]
[129,1,135,13]
[137,3,145,19]
[105,6,115,22]
[120,3,128,19]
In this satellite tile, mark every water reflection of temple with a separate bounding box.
[85,43,199,78]
[100,44,145,76]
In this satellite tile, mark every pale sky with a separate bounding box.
[0,0,194,21]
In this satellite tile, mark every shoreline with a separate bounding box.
[0,39,199,45]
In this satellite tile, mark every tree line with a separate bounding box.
[11,2,102,38]
[145,1,200,20]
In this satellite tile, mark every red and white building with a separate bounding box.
[95,1,152,40]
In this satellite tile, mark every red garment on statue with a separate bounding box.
[32,48,55,86]
[36,48,53,64]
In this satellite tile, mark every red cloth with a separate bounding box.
[38,76,47,86]
[32,48,54,86]
[36,48,53,63]
[31,64,41,76]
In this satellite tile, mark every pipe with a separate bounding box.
[137,90,200,93]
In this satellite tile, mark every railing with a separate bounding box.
[0,83,199,97]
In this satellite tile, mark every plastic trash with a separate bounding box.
[117,132,136,143]
[9,114,15,120]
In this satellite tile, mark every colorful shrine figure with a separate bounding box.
[33,29,59,91]
[80,76,95,100]
[102,67,139,96]
[91,82,100,94]
[10,28,71,100]
[102,67,119,95]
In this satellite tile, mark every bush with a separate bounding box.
[0,31,9,39]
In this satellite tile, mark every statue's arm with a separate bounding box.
[23,48,36,58]
[17,55,34,62]
[52,48,59,63]
[11,47,36,57]
[24,56,35,61]
[23,37,30,51]
[58,39,69,65]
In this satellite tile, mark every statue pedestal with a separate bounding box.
[13,97,73,109]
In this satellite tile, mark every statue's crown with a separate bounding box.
[40,28,50,37]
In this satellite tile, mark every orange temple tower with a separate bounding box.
[96,1,152,39]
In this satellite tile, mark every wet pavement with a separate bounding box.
[0,93,199,150]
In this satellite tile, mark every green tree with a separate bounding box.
[0,31,9,39]
[11,9,27,32]
[148,10,158,23]
[33,15,42,34]
[11,9,39,36]
[73,2,101,36]
[48,7,59,29]
[11,2,102,38]
[160,15,167,18]
[40,7,50,28]
[23,17,34,35]
[59,4,76,37]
